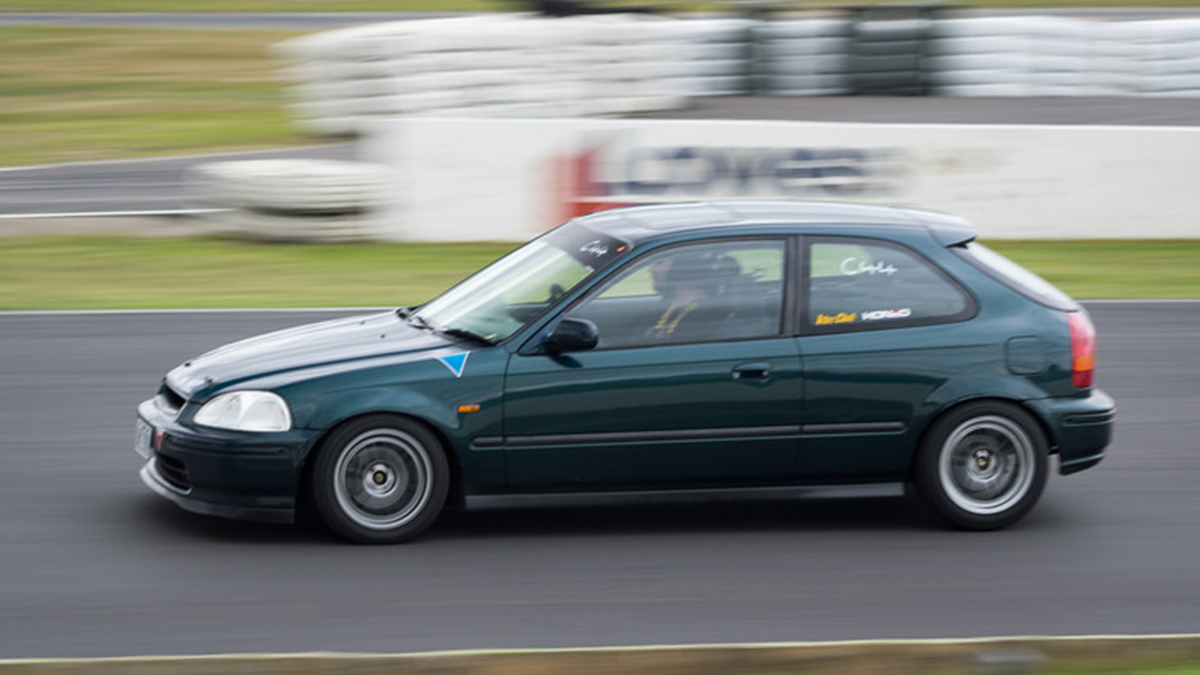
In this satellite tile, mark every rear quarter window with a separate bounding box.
[955,242,1077,311]
[806,237,975,332]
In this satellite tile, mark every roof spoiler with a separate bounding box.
[901,208,978,247]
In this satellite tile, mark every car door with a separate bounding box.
[502,238,803,491]
[796,235,979,479]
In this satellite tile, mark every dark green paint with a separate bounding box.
[135,201,1115,523]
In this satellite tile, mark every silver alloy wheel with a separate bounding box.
[332,428,434,530]
[937,414,1036,516]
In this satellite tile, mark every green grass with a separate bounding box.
[986,240,1200,300]
[0,236,1193,311]
[0,26,309,166]
[1043,663,1200,675]
[0,236,516,310]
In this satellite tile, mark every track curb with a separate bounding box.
[3,635,1200,675]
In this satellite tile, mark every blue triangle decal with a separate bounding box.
[437,352,469,378]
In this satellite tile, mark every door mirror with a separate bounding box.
[543,318,599,355]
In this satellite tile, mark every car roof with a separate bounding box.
[573,200,977,248]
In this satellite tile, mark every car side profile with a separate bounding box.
[135,201,1115,543]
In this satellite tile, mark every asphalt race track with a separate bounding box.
[0,145,354,218]
[0,301,1196,659]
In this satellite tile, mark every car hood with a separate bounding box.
[166,311,454,399]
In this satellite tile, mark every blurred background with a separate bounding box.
[1,1,1199,670]
[2,0,1199,308]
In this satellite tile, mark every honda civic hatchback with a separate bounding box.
[135,201,1115,543]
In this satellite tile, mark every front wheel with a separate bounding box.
[311,415,449,544]
[913,401,1048,530]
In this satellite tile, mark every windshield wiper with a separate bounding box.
[406,313,432,331]
[438,327,495,346]
[396,306,413,318]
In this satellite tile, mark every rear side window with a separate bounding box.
[806,237,974,332]
[956,242,1077,311]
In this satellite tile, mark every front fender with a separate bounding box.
[301,384,465,435]
[277,349,509,492]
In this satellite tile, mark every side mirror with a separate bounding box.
[543,318,598,355]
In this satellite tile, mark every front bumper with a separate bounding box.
[140,459,294,523]
[136,398,317,524]
[1026,388,1116,476]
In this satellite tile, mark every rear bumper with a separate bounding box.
[1026,389,1116,476]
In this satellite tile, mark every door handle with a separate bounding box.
[732,362,771,381]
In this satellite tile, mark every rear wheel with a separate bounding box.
[311,415,449,544]
[914,401,1047,530]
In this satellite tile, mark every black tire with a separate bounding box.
[913,401,1048,530]
[310,414,449,544]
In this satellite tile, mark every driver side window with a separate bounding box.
[566,240,785,349]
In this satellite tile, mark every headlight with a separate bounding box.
[193,391,292,432]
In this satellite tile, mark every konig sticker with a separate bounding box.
[552,130,906,222]
[861,308,912,321]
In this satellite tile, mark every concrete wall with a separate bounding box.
[362,116,1200,241]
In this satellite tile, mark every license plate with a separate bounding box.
[134,418,154,460]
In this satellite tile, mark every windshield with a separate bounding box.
[413,223,630,343]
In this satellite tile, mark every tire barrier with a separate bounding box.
[929,16,1200,97]
[659,18,756,96]
[756,18,850,95]
[274,13,1200,137]
[1127,19,1200,97]
[930,17,1099,97]
[186,160,391,243]
[273,14,687,135]
[844,5,943,96]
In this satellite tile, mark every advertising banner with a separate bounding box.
[364,117,1200,241]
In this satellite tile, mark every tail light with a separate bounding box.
[1067,311,1096,389]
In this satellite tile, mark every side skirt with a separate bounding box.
[464,482,905,510]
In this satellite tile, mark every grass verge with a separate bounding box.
[1,640,1199,675]
[0,26,309,167]
[0,236,1194,311]
[985,239,1200,300]
[0,236,515,310]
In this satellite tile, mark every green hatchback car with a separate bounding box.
[136,201,1114,543]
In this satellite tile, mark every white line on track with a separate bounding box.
[3,633,1200,664]
[0,209,228,219]
[0,144,351,173]
[1083,299,1200,304]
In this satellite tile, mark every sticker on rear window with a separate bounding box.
[861,308,912,321]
